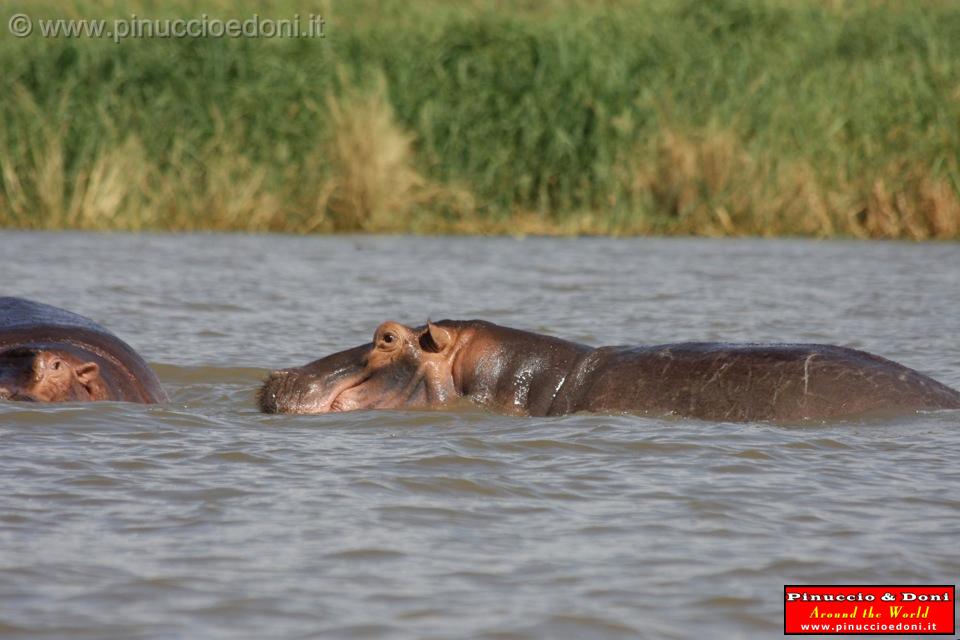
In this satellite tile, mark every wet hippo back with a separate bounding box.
[566,342,960,421]
[0,297,166,403]
[0,297,112,334]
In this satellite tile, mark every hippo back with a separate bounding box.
[0,297,167,403]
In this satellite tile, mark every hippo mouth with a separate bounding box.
[328,372,429,413]
[259,367,428,414]
[258,369,371,414]
[0,387,38,402]
[325,373,374,413]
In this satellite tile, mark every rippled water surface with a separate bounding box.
[1,233,959,639]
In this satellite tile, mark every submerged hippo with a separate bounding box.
[259,320,960,421]
[0,297,166,404]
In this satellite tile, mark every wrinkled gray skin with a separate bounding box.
[0,297,167,404]
[259,320,960,421]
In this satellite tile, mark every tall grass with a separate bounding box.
[1,0,959,237]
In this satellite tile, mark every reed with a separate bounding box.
[1,0,958,237]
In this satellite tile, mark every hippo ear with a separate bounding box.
[421,322,455,353]
[74,362,100,386]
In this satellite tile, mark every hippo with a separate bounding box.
[259,320,960,421]
[0,297,167,404]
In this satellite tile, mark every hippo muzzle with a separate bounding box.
[0,348,39,402]
[258,344,372,414]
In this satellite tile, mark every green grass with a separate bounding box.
[1,0,959,236]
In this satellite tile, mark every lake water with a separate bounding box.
[1,232,958,639]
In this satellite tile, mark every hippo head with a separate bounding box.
[259,321,460,414]
[0,347,107,403]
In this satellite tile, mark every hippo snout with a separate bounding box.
[258,370,298,414]
[0,383,37,402]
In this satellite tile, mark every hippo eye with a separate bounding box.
[376,330,400,350]
[373,322,409,351]
[52,360,61,371]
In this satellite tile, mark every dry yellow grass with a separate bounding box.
[0,116,282,232]
[848,164,960,240]
[306,73,475,233]
[155,115,283,232]
[3,107,958,238]
[313,75,427,231]
[0,88,148,229]
[614,127,960,240]
[0,78,482,233]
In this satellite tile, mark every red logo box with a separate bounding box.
[784,585,955,635]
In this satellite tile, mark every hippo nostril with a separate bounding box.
[0,385,37,402]
[259,370,294,414]
[258,382,279,414]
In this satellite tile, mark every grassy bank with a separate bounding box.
[1,0,959,237]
